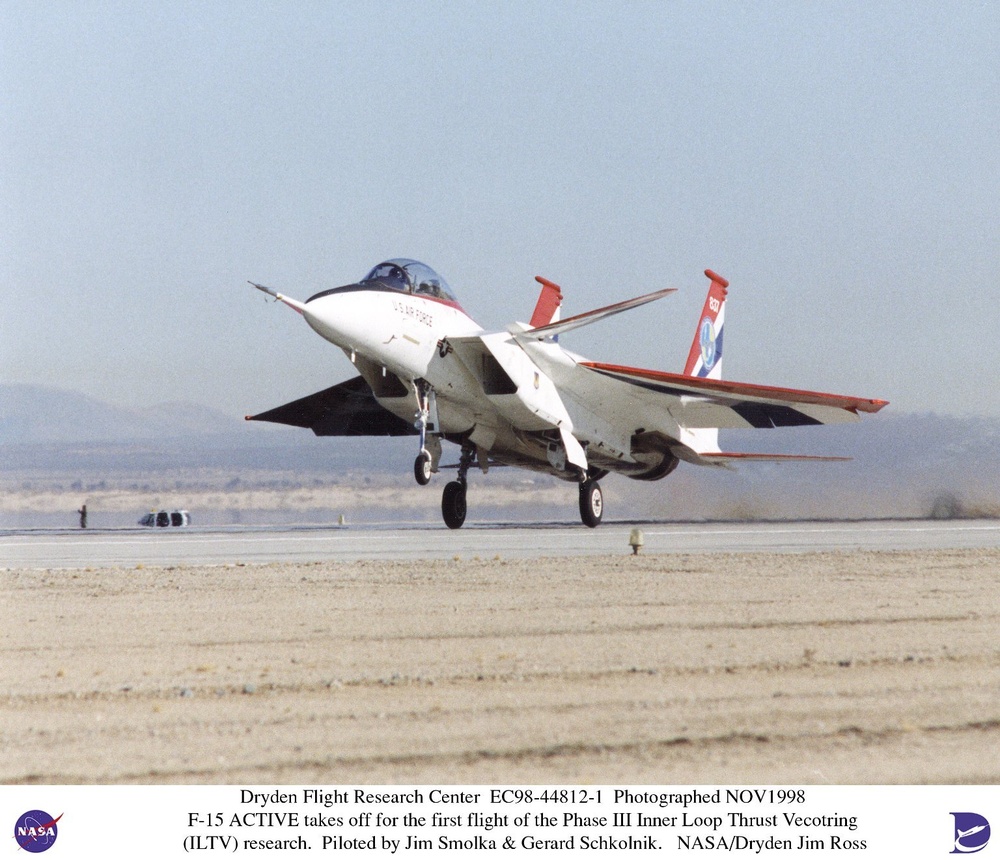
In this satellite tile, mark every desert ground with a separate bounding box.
[3,548,1000,785]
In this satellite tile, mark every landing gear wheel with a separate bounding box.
[579,480,603,528]
[442,481,467,529]
[414,451,432,485]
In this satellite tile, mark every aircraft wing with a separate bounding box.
[245,375,417,437]
[523,287,676,339]
[538,359,888,467]
[579,362,888,429]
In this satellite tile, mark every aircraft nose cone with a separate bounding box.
[296,285,376,353]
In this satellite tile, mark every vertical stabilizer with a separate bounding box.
[682,270,729,454]
[530,276,563,328]
[683,269,729,379]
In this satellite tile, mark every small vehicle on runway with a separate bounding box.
[138,510,191,527]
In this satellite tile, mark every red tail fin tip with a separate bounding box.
[704,269,729,289]
[530,276,564,328]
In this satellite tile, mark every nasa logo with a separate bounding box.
[14,810,62,853]
[951,812,990,854]
[699,317,716,369]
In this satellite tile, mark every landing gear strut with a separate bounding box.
[579,479,603,528]
[412,380,436,486]
[441,445,475,529]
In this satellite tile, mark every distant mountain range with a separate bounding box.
[0,384,244,445]
[0,383,412,476]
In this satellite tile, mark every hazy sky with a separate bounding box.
[4,2,999,418]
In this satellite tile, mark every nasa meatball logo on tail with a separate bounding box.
[683,269,727,380]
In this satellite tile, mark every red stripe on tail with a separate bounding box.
[683,269,729,376]
[530,276,563,328]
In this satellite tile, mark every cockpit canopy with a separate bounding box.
[361,258,458,303]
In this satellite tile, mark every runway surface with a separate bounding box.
[6,545,1000,784]
[3,518,1000,568]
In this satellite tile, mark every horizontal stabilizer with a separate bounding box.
[668,443,851,469]
[699,452,851,464]
[523,286,676,339]
[246,376,417,437]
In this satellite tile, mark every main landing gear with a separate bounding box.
[441,446,475,529]
[440,461,604,530]
[442,480,467,530]
[410,388,606,528]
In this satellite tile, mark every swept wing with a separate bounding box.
[569,360,887,465]
[245,375,416,437]
[524,285,676,338]
[581,361,887,427]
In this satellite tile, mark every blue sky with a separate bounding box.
[3,2,998,417]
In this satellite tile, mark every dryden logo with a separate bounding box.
[14,810,62,853]
[952,812,990,854]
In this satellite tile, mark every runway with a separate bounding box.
[3,518,1000,569]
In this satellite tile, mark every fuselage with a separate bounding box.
[304,287,482,381]
[251,259,887,529]
[292,260,676,481]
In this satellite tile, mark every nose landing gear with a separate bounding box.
[414,450,433,485]
[579,479,603,528]
[412,380,439,486]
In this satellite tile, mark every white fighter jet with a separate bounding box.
[246,259,887,528]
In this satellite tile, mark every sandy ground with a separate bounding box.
[3,549,1000,785]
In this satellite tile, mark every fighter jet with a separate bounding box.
[246,259,887,528]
